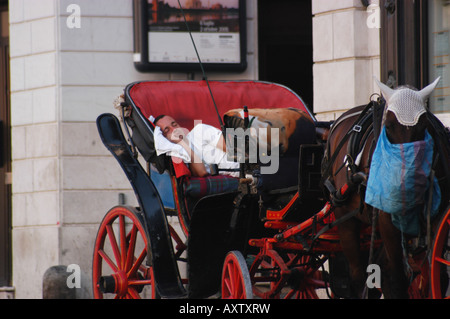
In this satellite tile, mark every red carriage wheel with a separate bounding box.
[250,250,327,299]
[431,206,450,299]
[221,251,253,299]
[283,254,327,299]
[93,206,157,299]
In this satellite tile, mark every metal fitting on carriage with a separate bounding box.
[275,233,285,242]
[113,94,126,110]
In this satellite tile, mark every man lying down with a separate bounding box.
[153,114,240,178]
[152,108,316,194]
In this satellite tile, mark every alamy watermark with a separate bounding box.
[66,4,81,29]
[366,264,381,289]
[64,4,380,30]
[366,4,381,29]
[225,126,280,175]
[170,120,280,175]
[66,264,81,289]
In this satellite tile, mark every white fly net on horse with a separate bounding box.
[365,78,442,235]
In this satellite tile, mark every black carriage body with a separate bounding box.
[96,80,325,298]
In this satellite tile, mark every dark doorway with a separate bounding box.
[258,0,313,112]
[0,0,11,287]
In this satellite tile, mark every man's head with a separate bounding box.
[154,115,188,143]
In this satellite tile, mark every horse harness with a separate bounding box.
[321,98,386,208]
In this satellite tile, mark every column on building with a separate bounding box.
[312,0,380,121]
[9,0,155,299]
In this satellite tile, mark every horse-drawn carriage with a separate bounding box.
[93,80,450,299]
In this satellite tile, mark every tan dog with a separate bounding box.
[224,107,314,155]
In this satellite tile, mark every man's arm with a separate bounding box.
[216,134,227,153]
[177,139,208,177]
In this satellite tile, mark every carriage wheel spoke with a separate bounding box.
[284,289,295,299]
[127,287,141,299]
[125,224,138,272]
[223,277,232,296]
[119,215,127,270]
[98,249,118,272]
[106,224,121,268]
[127,248,147,278]
[224,264,235,296]
[308,277,326,289]
[434,256,450,266]
[128,278,154,286]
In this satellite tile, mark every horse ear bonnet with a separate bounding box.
[374,77,441,126]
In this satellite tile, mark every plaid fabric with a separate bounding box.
[184,175,239,198]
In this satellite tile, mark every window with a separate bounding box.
[428,0,450,113]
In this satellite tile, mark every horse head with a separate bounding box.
[375,77,440,144]
[327,77,444,299]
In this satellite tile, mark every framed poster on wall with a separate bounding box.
[133,0,247,73]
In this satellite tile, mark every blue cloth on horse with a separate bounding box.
[365,127,441,235]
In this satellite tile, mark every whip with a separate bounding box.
[177,0,226,134]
